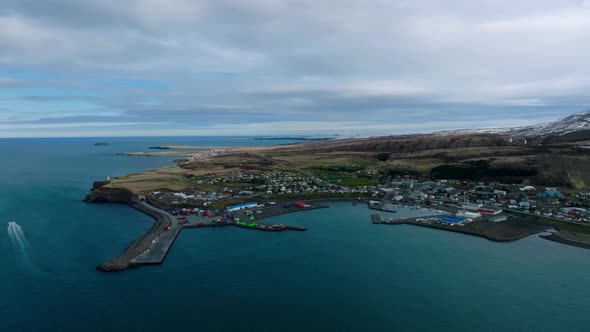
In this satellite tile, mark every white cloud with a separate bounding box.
[0,0,589,136]
[0,77,23,87]
[0,122,167,129]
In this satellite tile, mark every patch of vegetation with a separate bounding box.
[431,160,537,182]
[383,168,420,177]
[375,153,390,162]
[337,178,378,186]
[317,164,364,173]
[250,178,267,185]
[430,164,482,180]
[309,163,378,186]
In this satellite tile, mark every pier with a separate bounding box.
[131,222,233,265]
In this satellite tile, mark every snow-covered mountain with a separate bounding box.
[509,110,590,138]
[435,110,590,140]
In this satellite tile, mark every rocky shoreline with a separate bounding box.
[83,181,134,203]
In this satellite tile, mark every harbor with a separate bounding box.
[97,198,327,271]
[96,197,555,271]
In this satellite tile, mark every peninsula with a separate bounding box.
[85,111,590,272]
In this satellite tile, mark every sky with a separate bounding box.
[1,0,590,137]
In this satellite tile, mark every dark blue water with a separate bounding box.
[2,137,590,331]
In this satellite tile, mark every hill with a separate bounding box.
[107,110,590,192]
[264,111,590,188]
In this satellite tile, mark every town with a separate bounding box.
[142,170,590,226]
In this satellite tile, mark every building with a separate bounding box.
[460,203,482,211]
[456,210,481,219]
[520,186,536,192]
[227,202,258,212]
[477,208,503,215]
[538,188,564,199]
[493,190,507,197]
[561,207,589,217]
[440,216,464,224]
[489,215,508,223]
[519,201,530,208]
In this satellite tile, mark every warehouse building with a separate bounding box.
[227,202,258,212]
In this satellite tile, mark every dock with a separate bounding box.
[370,213,549,243]
[130,219,307,266]
[232,222,307,232]
[131,222,234,265]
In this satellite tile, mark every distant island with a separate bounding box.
[253,136,335,141]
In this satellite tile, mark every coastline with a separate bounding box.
[373,217,547,243]
[540,233,590,250]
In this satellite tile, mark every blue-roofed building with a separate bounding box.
[538,188,564,199]
[227,202,258,212]
[440,216,464,224]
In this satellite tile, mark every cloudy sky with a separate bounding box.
[1,0,589,137]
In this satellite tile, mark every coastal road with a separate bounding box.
[132,202,180,264]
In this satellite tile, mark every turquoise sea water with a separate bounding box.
[1,137,590,332]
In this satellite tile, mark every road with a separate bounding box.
[131,201,180,264]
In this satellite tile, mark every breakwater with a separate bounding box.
[94,199,174,271]
[85,187,319,272]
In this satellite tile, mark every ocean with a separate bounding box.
[1,137,590,332]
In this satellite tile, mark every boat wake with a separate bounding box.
[7,221,32,266]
